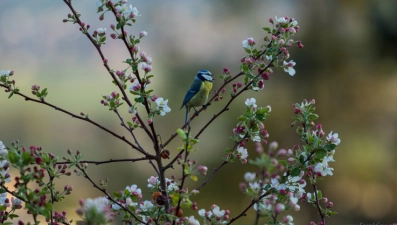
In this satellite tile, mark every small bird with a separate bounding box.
[180,70,214,123]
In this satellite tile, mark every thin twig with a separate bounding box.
[313,184,325,224]
[195,160,228,191]
[173,126,191,224]
[56,157,150,165]
[226,189,273,225]
[47,171,55,225]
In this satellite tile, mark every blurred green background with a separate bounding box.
[1,0,397,224]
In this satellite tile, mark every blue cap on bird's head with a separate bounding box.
[196,70,213,82]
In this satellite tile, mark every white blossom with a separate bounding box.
[188,216,200,225]
[283,60,296,76]
[96,28,106,34]
[0,70,10,77]
[271,177,286,191]
[244,172,256,182]
[147,176,159,189]
[237,146,248,159]
[140,200,153,211]
[275,16,288,24]
[242,39,249,48]
[155,98,171,116]
[11,197,22,207]
[314,157,334,176]
[254,200,272,211]
[126,184,141,196]
[245,98,257,108]
[0,193,7,205]
[128,106,136,114]
[212,205,225,217]
[0,141,7,157]
[327,131,341,146]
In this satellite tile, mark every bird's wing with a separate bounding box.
[180,79,202,110]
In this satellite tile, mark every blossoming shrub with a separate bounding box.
[0,1,339,225]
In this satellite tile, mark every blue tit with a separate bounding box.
[180,70,214,123]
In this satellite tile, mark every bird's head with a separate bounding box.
[196,70,213,82]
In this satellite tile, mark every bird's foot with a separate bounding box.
[193,107,200,117]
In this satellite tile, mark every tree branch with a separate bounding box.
[0,84,153,157]
[62,0,154,142]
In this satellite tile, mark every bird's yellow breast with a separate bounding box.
[186,81,213,108]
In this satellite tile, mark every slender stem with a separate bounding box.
[113,110,144,150]
[56,157,150,165]
[195,140,241,191]
[313,184,325,224]
[47,171,55,225]
[254,210,260,225]
[195,161,228,191]
[173,126,191,224]
[226,189,273,225]
[254,165,266,225]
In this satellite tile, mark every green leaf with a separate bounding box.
[9,213,19,219]
[116,23,122,30]
[190,175,198,182]
[100,36,106,42]
[315,149,327,159]
[237,116,247,121]
[42,208,51,219]
[323,144,336,151]
[317,190,323,200]
[290,167,301,176]
[263,27,271,33]
[21,151,33,166]
[257,107,269,114]
[113,191,122,198]
[176,128,187,140]
[307,113,319,121]
[170,193,180,204]
[278,160,287,168]
[181,198,193,208]
[8,92,14,99]
[328,211,338,215]
[255,113,267,121]
[7,150,18,164]
[244,47,251,54]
